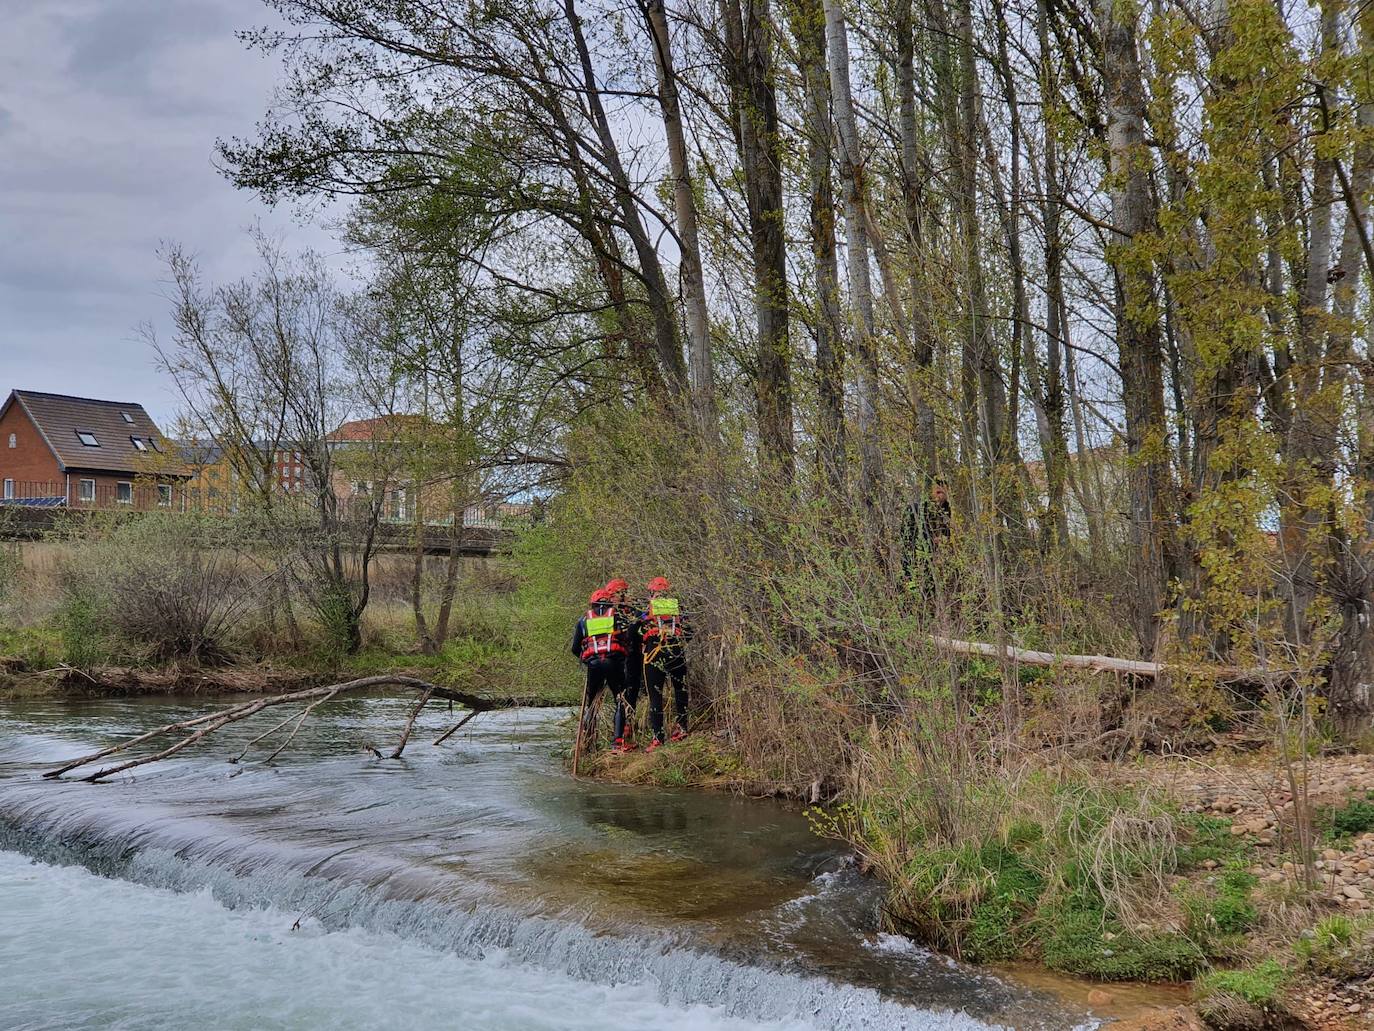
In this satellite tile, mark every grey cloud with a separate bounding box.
[0,0,339,425]
[59,0,231,100]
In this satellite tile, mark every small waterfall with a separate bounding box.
[0,806,999,1030]
[0,701,1092,1031]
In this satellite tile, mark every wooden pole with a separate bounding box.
[571,687,588,779]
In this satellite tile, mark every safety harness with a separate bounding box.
[642,596,682,640]
[580,606,624,662]
[642,596,684,667]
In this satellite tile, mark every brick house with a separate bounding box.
[0,390,189,509]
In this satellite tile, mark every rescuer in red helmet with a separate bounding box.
[639,576,690,749]
[603,578,642,752]
[570,588,628,750]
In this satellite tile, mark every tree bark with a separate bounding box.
[792,0,846,494]
[643,0,717,434]
[894,0,937,479]
[1098,0,1179,653]
[721,0,794,484]
[823,0,883,505]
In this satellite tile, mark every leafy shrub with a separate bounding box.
[1326,794,1374,841]
[1182,866,1258,949]
[56,515,258,664]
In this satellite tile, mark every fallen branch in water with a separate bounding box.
[44,675,505,782]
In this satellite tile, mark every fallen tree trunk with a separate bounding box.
[930,636,1280,683]
[45,675,510,783]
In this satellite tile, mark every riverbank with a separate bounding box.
[580,731,1374,1031]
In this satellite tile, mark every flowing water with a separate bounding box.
[0,696,1094,1030]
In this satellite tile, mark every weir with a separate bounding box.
[0,698,1091,1030]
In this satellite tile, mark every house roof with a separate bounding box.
[327,414,427,443]
[1,390,188,477]
[177,439,226,466]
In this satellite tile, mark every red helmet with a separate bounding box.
[605,578,629,595]
[647,576,672,593]
[589,588,608,604]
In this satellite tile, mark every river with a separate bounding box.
[0,695,1093,1030]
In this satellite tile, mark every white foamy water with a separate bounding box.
[0,850,817,1031]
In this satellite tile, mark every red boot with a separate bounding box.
[669,727,688,743]
[612,738,637,754]
[645,738,663,753]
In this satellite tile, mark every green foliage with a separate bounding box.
[1324,793,1374,842]
[1041,896,1208,981]
[1179,866,1257,958]
[56,588,115,668]
[962,840,1045,961]
[313,583,360,658]
[0,624,61,668]
[1178,815,1256,870]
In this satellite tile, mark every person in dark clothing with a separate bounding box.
[640,576,690,749]
[570,589,628,749]
[604,578,643,751]
[901,478,952,581]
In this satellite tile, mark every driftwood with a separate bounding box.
[44,675,506,783]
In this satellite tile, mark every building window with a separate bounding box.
[2,479,12,500]
[148,438,162,453]
[6,433,14,448]
[116,481,133,504]
[157,484,172,507]
[78,479,95,502]
[131,436,147,452]
[76,431,100,447]
[120,412,134,424]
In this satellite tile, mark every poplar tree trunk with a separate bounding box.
[1098,0,1179,654]
[894,0,937,479]
[721,0,794,483]
[1033,0,1074,549]
[1280,0,1340,642]
[644,0,717,435]
[823,0,883,503]
[1325,5,1374,729]
[792,0,846,494]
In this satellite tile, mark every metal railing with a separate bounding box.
[0,479,183,511]
[0,479,532,529]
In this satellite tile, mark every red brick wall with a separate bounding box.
[0,401,62,492]
[0,404,182,509]
[66,472,180,511]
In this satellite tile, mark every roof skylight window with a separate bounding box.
[131,437,147,452]
[120,412,134,424]
[76,431,100,447]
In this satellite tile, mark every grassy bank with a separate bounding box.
[0,519,578,705]
[581,728,1374,1029]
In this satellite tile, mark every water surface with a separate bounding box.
[0,696,1089,1029]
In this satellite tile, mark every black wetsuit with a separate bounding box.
[641,604,690,739]
[614,606,646,743]
[570,607,626,735]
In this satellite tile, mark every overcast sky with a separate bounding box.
[0,0,336,426]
